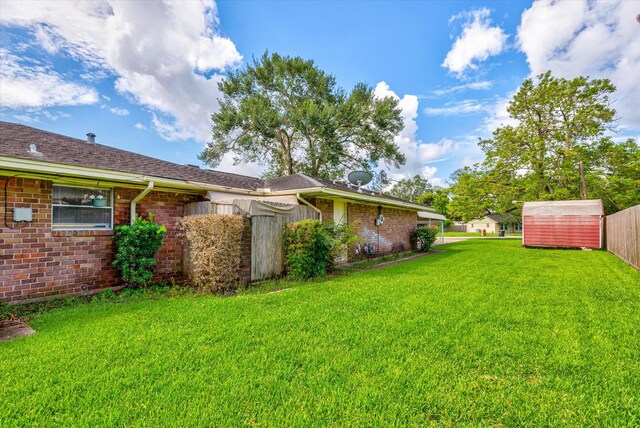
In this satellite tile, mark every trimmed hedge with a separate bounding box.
[178,214,246,293]
[112,214,166,288]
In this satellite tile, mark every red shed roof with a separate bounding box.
[522,200,603,216]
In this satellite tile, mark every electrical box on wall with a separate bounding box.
[13,207,33,222]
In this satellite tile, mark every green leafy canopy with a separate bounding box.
[200,52,406,180]
[448,71,640,220]
[387,174,432,203]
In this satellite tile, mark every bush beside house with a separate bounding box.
[112,214,166,288]
[414,228,438,252]
[283,220,359,279]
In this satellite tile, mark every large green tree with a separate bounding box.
[449,72,639,219]
[387,175,432,202]
[200,52,406,179]
[417,187,452,218]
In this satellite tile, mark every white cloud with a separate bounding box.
[432,81,493,96]
[0,0,242,141]
[134,122,146,130]
[151,113,198,142]
[443,8,508,76]
[0,49,98,108]
[373,81,456,185]
[425,99,489,116]
[109,107,129,116]
[482,93,519,133]
[518,0,640,129]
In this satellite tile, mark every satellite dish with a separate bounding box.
[348,170,373,192]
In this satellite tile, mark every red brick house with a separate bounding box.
[1,122,431,303]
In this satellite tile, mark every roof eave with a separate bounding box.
[0,156,260,195]
[270,186,431,211]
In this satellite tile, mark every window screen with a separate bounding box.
[52,185,113,229]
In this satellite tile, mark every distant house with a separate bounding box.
[465,214,521,234]
[1,121,431,303]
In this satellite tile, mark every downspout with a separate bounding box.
[297,193,322,222]
[131,181,154,224]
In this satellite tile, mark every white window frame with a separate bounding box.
[52,184,114,230]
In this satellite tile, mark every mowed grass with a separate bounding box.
[444,231,522,237]
[1,240,639,427]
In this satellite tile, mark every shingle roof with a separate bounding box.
[486,214,519,223]
[1,121,424,209]
[0,121,262,190]
[266,173,426,207]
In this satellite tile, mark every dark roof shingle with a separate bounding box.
[1,122,423,208]
[0,121,262,190]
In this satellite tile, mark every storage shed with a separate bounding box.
[522,200,604,249]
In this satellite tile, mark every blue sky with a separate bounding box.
[1,0,638,187]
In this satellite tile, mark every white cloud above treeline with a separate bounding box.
[0,0,241,141]
[442,8,507,77]
[517,0,640,130]
[432,81,493,96]
[374,82,460,186]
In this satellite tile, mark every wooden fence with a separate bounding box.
[251,205,318,281]
[606,205,640,270]
[183,201,318,281]
[184,202,236,216]
[445,224,466,233]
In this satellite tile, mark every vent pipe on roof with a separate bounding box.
[86,132,96,144]
[29,144,38,153]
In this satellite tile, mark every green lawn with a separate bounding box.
[445,231,523,237]
[1,240,639,426]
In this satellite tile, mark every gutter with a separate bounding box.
[272,187,431,212]
[131,181,154,224]
[297,193,322,221]
[0,157,259,195]
[1,156,430,212]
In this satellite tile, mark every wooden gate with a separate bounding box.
[251,205,317,281]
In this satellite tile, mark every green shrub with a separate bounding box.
[414,227,438,252]
[113,214,166,288]
[324,221,361,269]
[283,220,334,279]
[283,220,359,279]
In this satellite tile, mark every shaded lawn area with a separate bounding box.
[1,240,639,426]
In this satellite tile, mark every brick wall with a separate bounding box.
[346,203,417,261]
[0,175,200,303]
[307,197,334,222]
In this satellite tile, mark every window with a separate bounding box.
[500,222,508,231]
[486,223,490,228]
[471,223,474,228]
[514,223,522,232]
[52,185,113,229]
